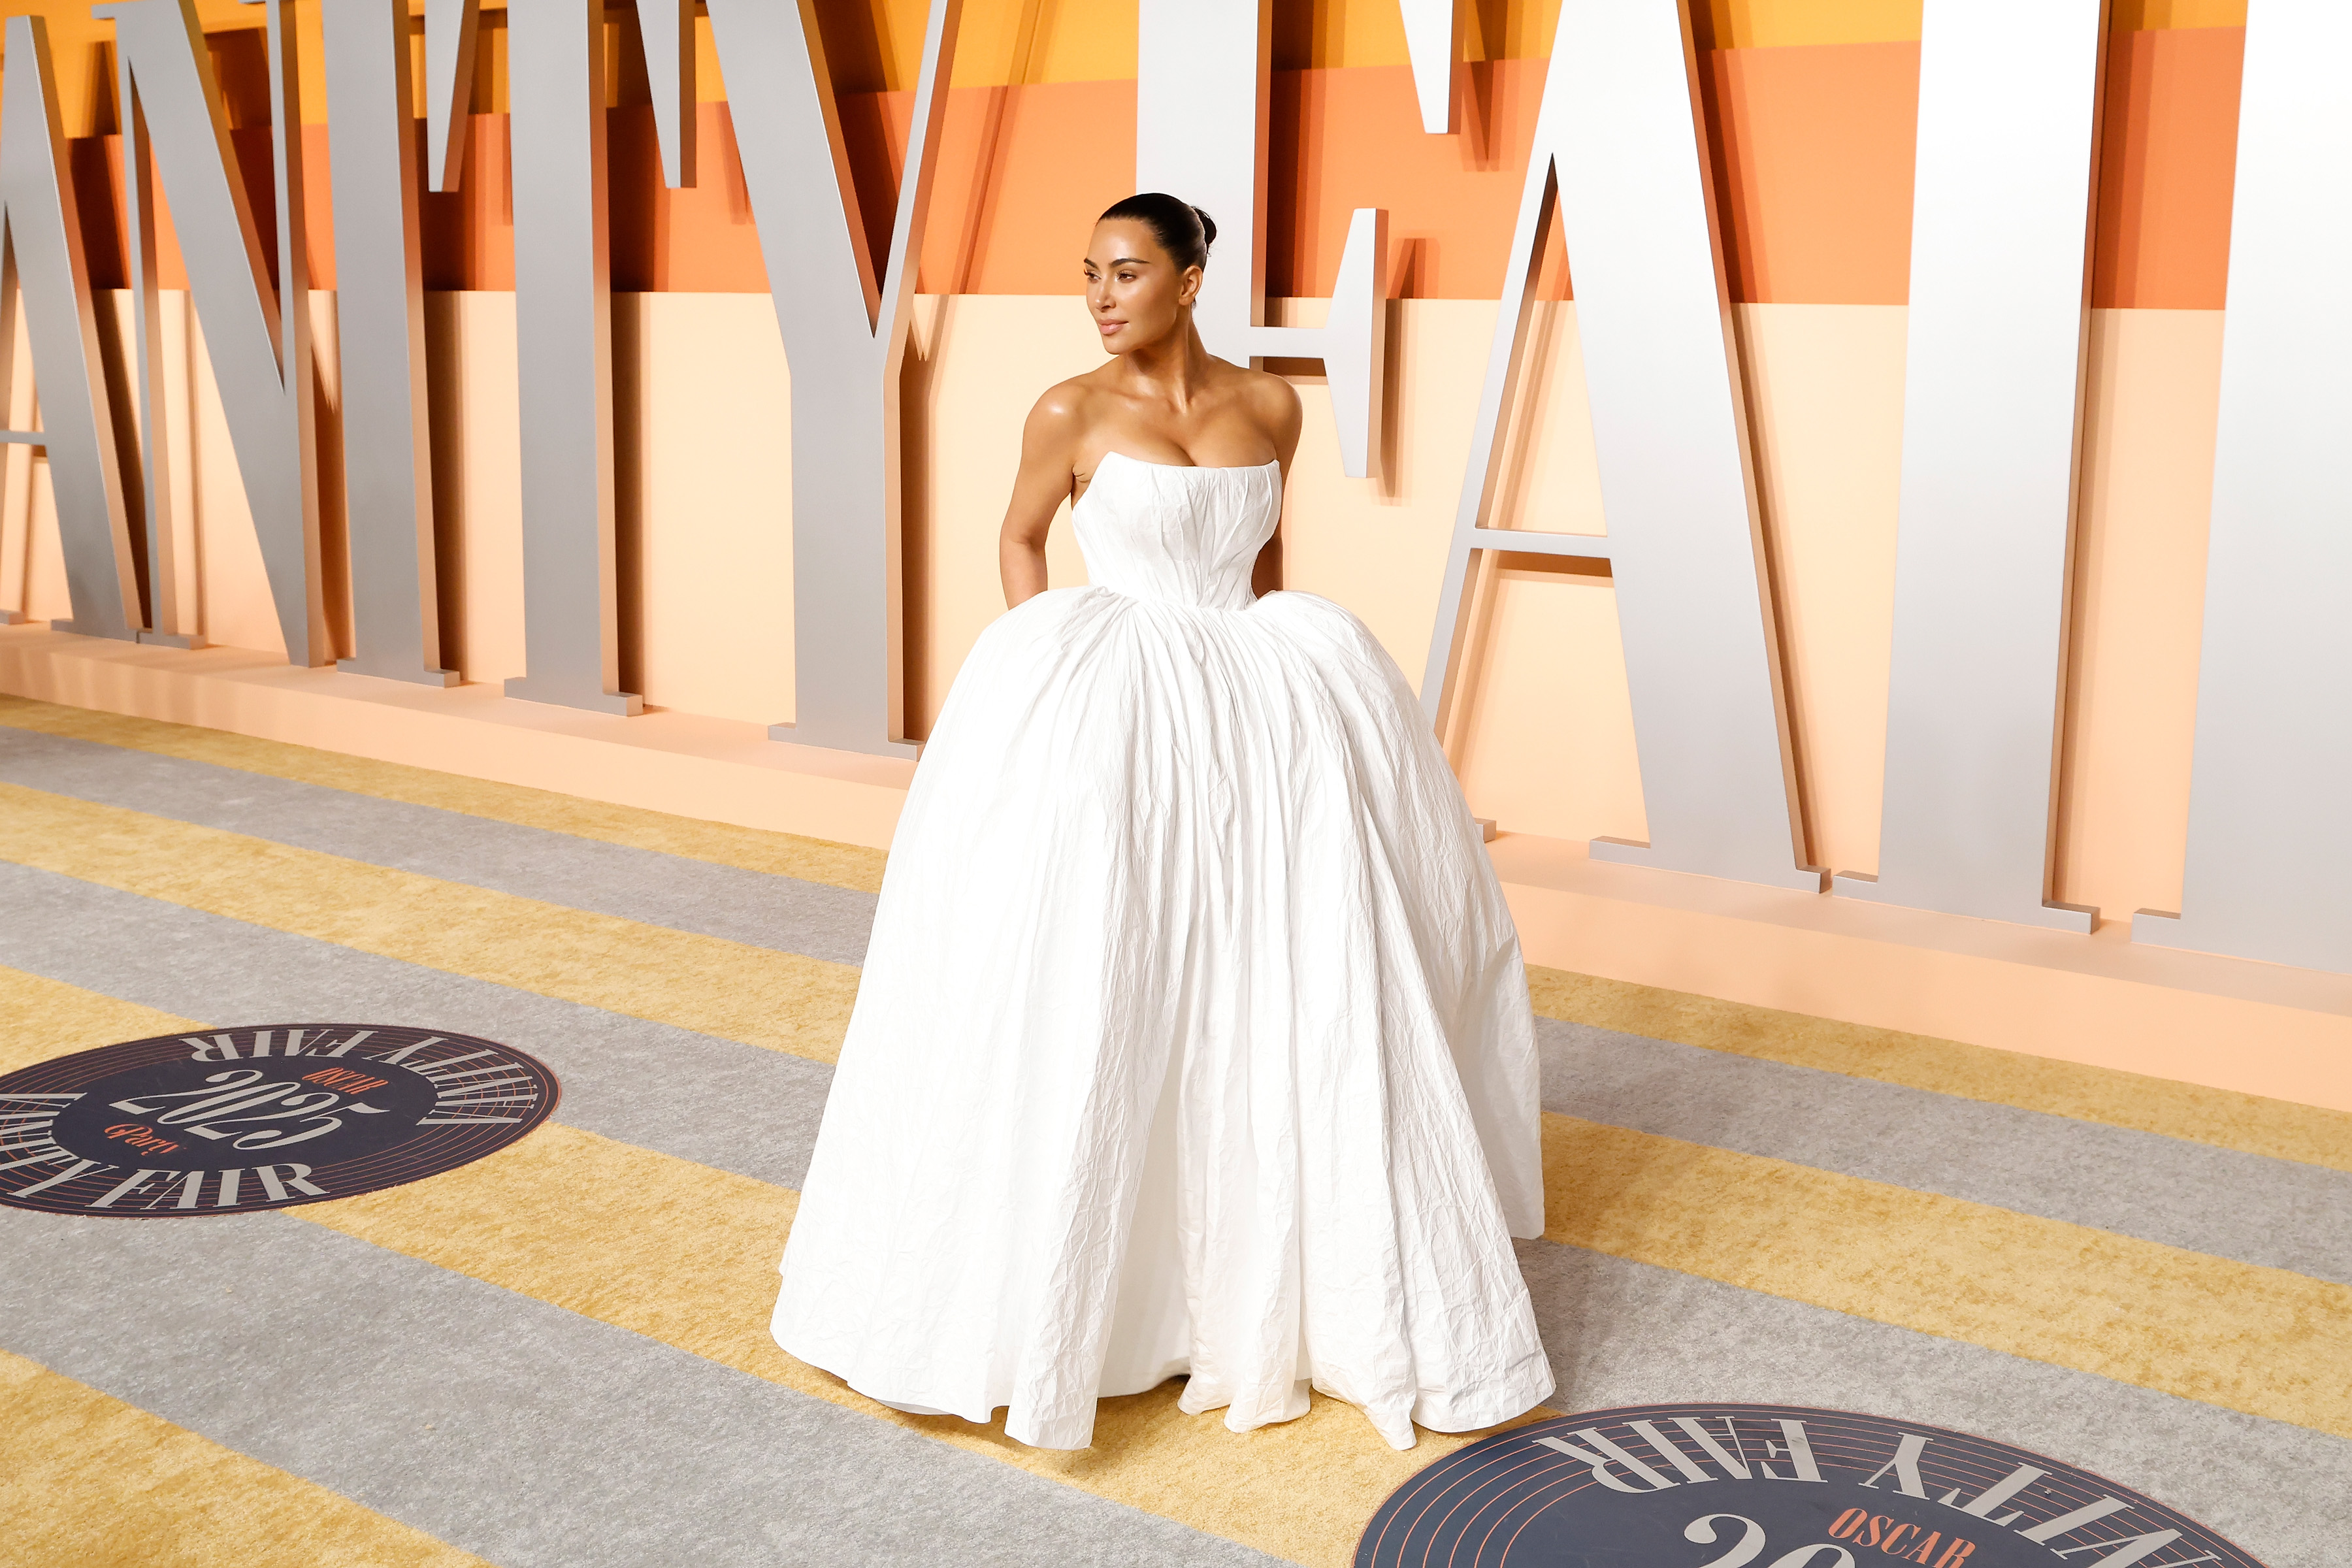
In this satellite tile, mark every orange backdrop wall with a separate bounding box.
[6,0,2336,1111]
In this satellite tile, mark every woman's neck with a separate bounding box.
[1118,318,1216,408]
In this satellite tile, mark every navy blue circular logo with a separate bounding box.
[0,1025,558,1217]
[1359,1403,2261,1568]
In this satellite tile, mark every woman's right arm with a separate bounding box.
[999,390,1085,608]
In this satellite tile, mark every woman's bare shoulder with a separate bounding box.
[1022,374,1106,449]
[1230,363,1303,443]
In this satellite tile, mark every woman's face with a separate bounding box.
[1084,220,1198,355]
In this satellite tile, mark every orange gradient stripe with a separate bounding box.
[41,27,2244,307]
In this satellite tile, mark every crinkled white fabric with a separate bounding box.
[772,451,1552,1451]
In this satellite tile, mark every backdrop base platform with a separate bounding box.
[7,621,2347,1115]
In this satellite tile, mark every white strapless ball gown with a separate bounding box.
[772,451,1552,1451]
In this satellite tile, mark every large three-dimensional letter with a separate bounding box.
[0,15,141,641]
[2135,0,2352,974]
[499,0,636,713]
[1397,0,1462,135]
[1135,0,1386,479]
[103,0,329,665]
[321,0,455,686]
[423,0,694,710]
[1838,0,2107,931]
[1417,0,1816,890]
[706,0,962,757]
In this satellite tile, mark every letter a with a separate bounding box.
[0,16,141,641]
[1417,0,1817,890]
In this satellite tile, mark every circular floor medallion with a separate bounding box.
[1358,1402,2262,1568]
[0,1024,558,1217]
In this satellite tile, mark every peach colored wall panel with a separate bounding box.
[1484,301,1607,537]
[1735,301,1908,879]
[421,292,527,687]
[2056,307,2225,921]
[619,294,796,728]
[12,0,2344,1098]
[2093,26,2244,310]
[1278,300,1513,689]
[1450,562,1649,846]
[19,474,70,625]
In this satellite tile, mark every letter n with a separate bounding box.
[318,0,457,687]
[100,0,330,666]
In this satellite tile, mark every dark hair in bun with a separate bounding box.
[1098,193,1216,273]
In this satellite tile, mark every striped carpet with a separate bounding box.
[0,691,2344,1567]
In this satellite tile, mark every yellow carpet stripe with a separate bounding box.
[0,782,861,1066]
[3,965,2344,1563]
[1541,1115,2352,1437]
[0,972,195,1075]
[0,968,1507,1568]
[303,1117,2352,1509]
[0,693,887,892]
[10,693,2344,1175]
[1526,968,2352,1175]
[303,1122,1478,1568]
[0,1349,495,1568]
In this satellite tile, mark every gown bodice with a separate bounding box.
[1072,451,1281,611]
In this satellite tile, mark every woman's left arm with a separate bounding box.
[1252,376,1306,598]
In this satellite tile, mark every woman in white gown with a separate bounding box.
[773,194,1552,1452]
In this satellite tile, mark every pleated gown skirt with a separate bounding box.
[772,453,1553,1450]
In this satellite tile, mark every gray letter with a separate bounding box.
[0,15,141,642]
[500,0,639,713]
[632,0,696,189]
[1418,0,1816,891]
[1530,1429,1678,1494]
[423,0,482,193]
[103,0,330,666]
[706,0,964,756]
[2134,0,2352,973]
[1840,0,2106,931]
[320,0,457,686]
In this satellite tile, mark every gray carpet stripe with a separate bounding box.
[5,836,2345,1287]
[0,861,832,1191]
[5,862,2344,1565]
[1537,1015,2352,1284]
[0,726,877,964]
[1514,1241,2345,1568]
[0,1209,1278,1568]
